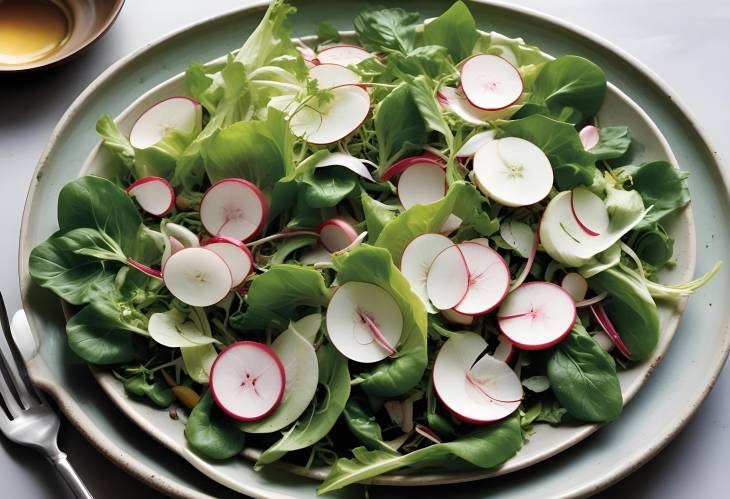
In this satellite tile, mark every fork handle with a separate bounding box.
[51,453,94,499]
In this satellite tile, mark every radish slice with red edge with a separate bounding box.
[201,236,254,288]
[315,152,375,182]
[438,87,519,125]
[200,178,268,242]
[161,236,184,268]
[473,137,553,207]
[455,130,496,158]
[318,218,358,252]
[426,245,470,310]
[162,247,232,307]
[309,63,360,88]
[326,281,403,363]
[129,96,202,149]
[396,160,462,232]
[209,341,285,421]
[441,308,474,326]
[460,54,523,111]
[316,44,372,66]
[498,282,576,350]
[296,45,318,63]
[433,332,522,423]
[493,334,516,363]
[400,233,453,313]
[579,125,600,150]
[453,242,510,315]
[127,258,162,279]
[380,154,443,182]
[415,424,442,444]
[127,177,175,216]
[590,303,633,358]
[570,187,608,237]
[561,272,588,302]
[289,84,370,145]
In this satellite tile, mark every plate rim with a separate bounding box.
[17,1,730,497]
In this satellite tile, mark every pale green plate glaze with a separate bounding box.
[18,1,730,498]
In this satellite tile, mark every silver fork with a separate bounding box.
[0,293,93,499]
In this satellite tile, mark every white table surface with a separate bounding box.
[1,1,728,497]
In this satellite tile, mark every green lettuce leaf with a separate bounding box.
[354,7,419,53]
[589,126,631,160]
[374,83,427,173]
[423,1,477,62]
[185,390,246,460]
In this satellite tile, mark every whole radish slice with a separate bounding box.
[163,247,232,307]
[318,218,358,252]
[497,282,576,350]
[570,187,609,236]
[315,152,375,182]
[309,63,360,88]
[201,236,254,288]
[400,233,453,313]
[380,154,443,182]
[129,96,202,149]
[455,130,496,158]
[326,282,403,363]
[460,54,523,111]
[441,308,474,326]
[473,137,553,207]
[433,332,522,423]
[453,242,510,315]
[127,177,175,216]
[579,125,600,150]
[493,334,516,363]
[200,178,268,242]
[209,341,285,421]
[316,44,372,66]
[289,84,370,145]
[426,245,470,310]
[561,272,588,302]
[239,325,319,433]
[438,87,519,125]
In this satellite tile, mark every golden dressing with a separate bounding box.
[0,0,71,66]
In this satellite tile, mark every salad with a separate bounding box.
[29,0,719,493]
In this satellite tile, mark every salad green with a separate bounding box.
[29,0,719,493]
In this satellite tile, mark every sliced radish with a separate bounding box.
[129,96,202,149]
[201,236,254,288]
[200,178,268,242]
[469,237,491,248]
[400,233,453,313]
[289,84,370,145]
[473,137,553,207]
[441,308,474,326]
[497,282,576,350]
[163,222,200,248]
[455,130,496,158]
[570,187,608,237]
[493,335,516,363]
[316,45,372,66]
[460,54,523,111]
[453,242,510,315]
[296,44,318,63]
[318,218,359,252]
[127,177,175,216]
[290,313,322,344]
[315,152,375,181]
[162,247,232,307]
[326,281,403,363]
[161,236,184,268]
[239,325,319,433]
[438,87,519,125]
[415,424,442,444]
[426,245,470,311]
[396,161,462,231]
[561,272,588,302]
[127,258,162,279]
[209,341,285,421]
[380,154,443,182]
[579,125,600,150]
[592,330,615,352]
[309,63,360,88]
[590,303,633,359]
[433,332,522,423]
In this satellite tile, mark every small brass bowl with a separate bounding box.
[0,0,125,72]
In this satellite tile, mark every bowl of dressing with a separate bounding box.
[0,0,124,72]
